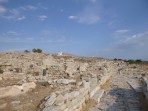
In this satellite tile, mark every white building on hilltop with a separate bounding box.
[58,51,63,56]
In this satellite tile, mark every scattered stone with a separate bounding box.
[0,52,148,111]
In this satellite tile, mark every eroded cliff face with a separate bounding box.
[0,51,148,111]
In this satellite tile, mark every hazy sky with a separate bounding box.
[0,0,148,60]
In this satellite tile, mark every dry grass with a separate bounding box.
[81,99,96,111]
[100,77,112,90]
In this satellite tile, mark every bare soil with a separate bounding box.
[0,85,52,111]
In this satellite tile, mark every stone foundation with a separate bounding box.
[39,72,112,111]
[141,78,148,105]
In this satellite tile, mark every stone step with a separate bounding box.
[90,86,100,98]
[127,79,142,93]
[92,89,104,103]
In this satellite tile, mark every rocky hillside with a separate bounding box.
[0,51,148,111]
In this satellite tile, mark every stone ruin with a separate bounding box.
[0,51,148,111]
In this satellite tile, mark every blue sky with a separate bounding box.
[0,0,148,60]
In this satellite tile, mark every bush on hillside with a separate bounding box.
[32,48,42,53]
[24,50,30,53]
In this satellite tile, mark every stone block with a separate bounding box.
[92,89,104,103]
[127,79,142,93]
[45,93,57,107]
[90,86,100,98]
[22,82,36,91]
[99,74,111,86]
[54,94,65,106]
[56,79,76,85]
[64,91,79,100]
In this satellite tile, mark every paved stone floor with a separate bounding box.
[97,73,146,111]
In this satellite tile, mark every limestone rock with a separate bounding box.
[48,79,53,84]
[22,82,36,91]
[64,91,79,100]
[92,89,104,103]
[45,93,57,107]
[56,79,76,85]
[54,94,65,106]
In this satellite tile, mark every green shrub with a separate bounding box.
[24,50,30,53]
[125,59,147,64]
[32,48,42,53]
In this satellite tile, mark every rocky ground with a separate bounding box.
[0,83,52,111]
[98,74,143,111]
[88,64,148,111]
[0,52,148,111]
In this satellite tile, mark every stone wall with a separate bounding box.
[0,51,121,111]
[39,70,113,111]
[0,52,89,82]
[141,78,148,105]
[0,52,118,83]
